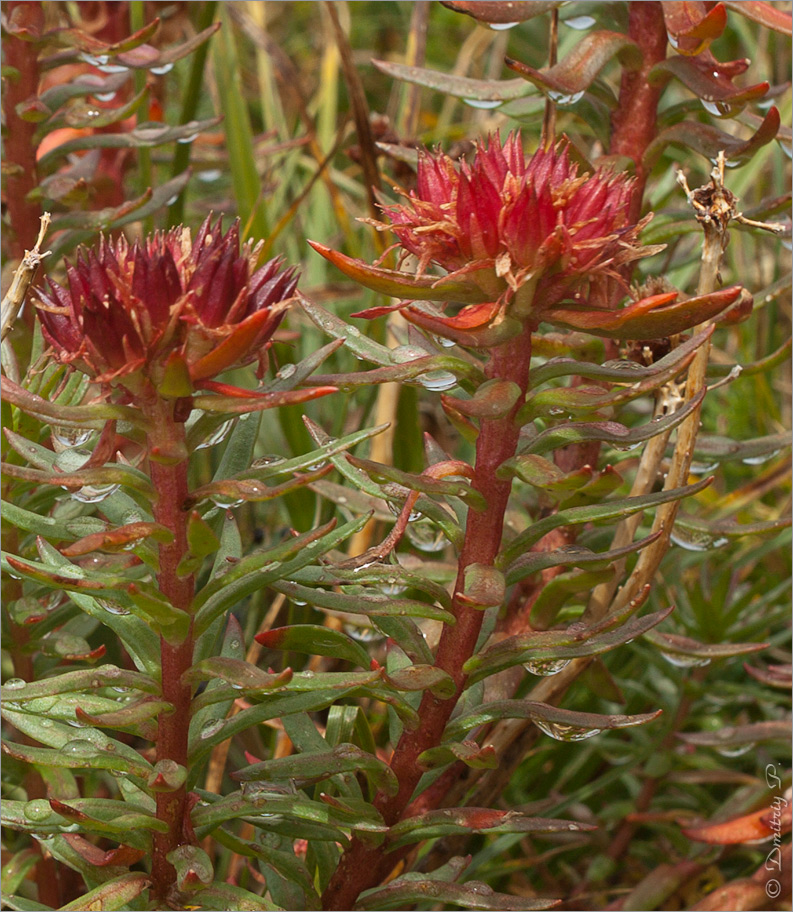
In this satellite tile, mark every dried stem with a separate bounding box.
[321,322,535,910]
[1,213,51,343]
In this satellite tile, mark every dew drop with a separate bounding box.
[534,719,602,741]
[547,89,585,106]
[405,522,446,553]
[150,62,174,75]
[252,454,286,469]
[659,651,711,668]
[342,622,384,644]
[98,63,128,75]
[61,739,97,758]
[24,799,52,822]
[96,598,130,616]
[93,90,117,102]
[276,363,297,380]
[741,449,781,465]
[523,658,571,677]
[387,500,421,522]
[200,719,224,740]
[72,483,120,504]
[176,131,199,144]
[195,419,234,450]
[418,370,457,392]
[564,15,596,29]
[51,427,93,450]
[548,406,566,417]
[716,742,754,758]
[210,496,244,509]
[197,169,222,183]
[489,20,519,30]
[463,98,502,110]
[380,578,406,596]
[670,528,727,552]
[431,334,456,349]
[4,678,26,690]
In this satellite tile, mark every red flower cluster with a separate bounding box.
[36,216,297,391]
[310,134,745,345]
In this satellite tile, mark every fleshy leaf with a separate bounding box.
[547,287,746,339]
[662,2,727,54]
[307,242,489,304]
[498,475,713,570]
[182,657,293,693]
[446,701,661,742]
[723,0,792,34]
[440,1,563,24]
[388,807,594,849]
[256,625,373,669]
[233,743,398,796]
[644,106,780,169]
[357,877,560,911]
[506,32,641,100]
[372,58,528,102]
[57,873,152,912]
[464,607,672,684]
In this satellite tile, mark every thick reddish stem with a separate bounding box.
[2,1,44,260]
[144,404,196,906]
[609,1,668,222]
[322,324,534,910]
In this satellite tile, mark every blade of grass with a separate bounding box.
[167,1,220,226]
[212,4,269,240]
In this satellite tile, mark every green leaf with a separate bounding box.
[37,117,222,169]
[233,743,398,796]
[372,58,528,102]
[190,882,283,911]
[446,701,661,742]
[347,456,485,511]
[193,515,370,634]
[272,580,455,624]
[463,608,673,684]
[528,328,711,388]
[256,624,372,669]
[388,807,594,849]
[2,739,154,779]
[183,657,293,693]
[167,845,213,892]
[499,476,712,570]
[504,532,658,586]
[522,388,705,457]
[357,877,560,911]
[57,873,151,912]
[213,5,268,239]
[0,665,158,702]
[644,630,768,663]
[418,740,498,771]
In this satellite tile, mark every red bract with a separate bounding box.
[36,216,298,391]
[310,133,747,344]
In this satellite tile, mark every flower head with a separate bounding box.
[36,216,298,391]
[385,133,642,306]
[310,133,746,345]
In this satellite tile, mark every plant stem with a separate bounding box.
[144,400,195,906]
[321,323,534,910]
[1,1,44,260]
[609,1,667,221]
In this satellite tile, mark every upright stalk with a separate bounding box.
[609,1,667,221]
[144,397,196,905]
[322,324,534,910]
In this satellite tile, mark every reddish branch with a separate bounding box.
[609,1,668,222]
[321,323,534,910]
[145,401,196,906]
[2,1,44,260]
